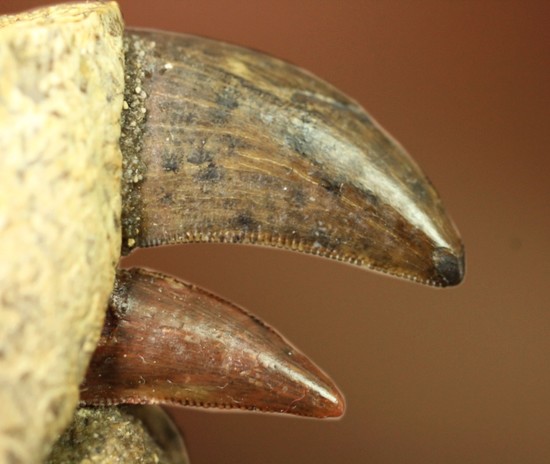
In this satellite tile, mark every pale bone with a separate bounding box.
[0,2,123,462]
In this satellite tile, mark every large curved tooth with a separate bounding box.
[80,269,345,418]
[121,30,464,286]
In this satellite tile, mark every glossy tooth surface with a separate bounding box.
[80,269,345,418]
[121,30,464,286]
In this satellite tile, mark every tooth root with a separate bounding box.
[80,269,345,419]
[121,30,464,287]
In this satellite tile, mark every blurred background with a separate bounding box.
[2,1,548,463]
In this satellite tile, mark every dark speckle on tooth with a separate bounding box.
[318,175,343,195]
[162,157,179,173]
[233,213,259,230]
[187,148,212,165]
[196,163,223,182]
[216,87,240,110]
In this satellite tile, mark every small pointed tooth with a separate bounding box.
[121,29,464,286]
[80,269,344,418]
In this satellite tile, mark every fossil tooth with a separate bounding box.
[121,29,464,287]
[80,269,345,418]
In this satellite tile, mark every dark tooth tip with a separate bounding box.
[433,247,465,286]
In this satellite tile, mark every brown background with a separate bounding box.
[2,1,549,463]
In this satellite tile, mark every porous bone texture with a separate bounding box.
[0,2,123,462]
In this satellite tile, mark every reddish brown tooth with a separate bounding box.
[80,269,344,418]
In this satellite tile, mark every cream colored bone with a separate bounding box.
[0,2,123,462]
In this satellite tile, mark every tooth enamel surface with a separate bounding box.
[256,351,340,406]
[121,29,464,286]
[82,269,344,418]
[286,115,450,249]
